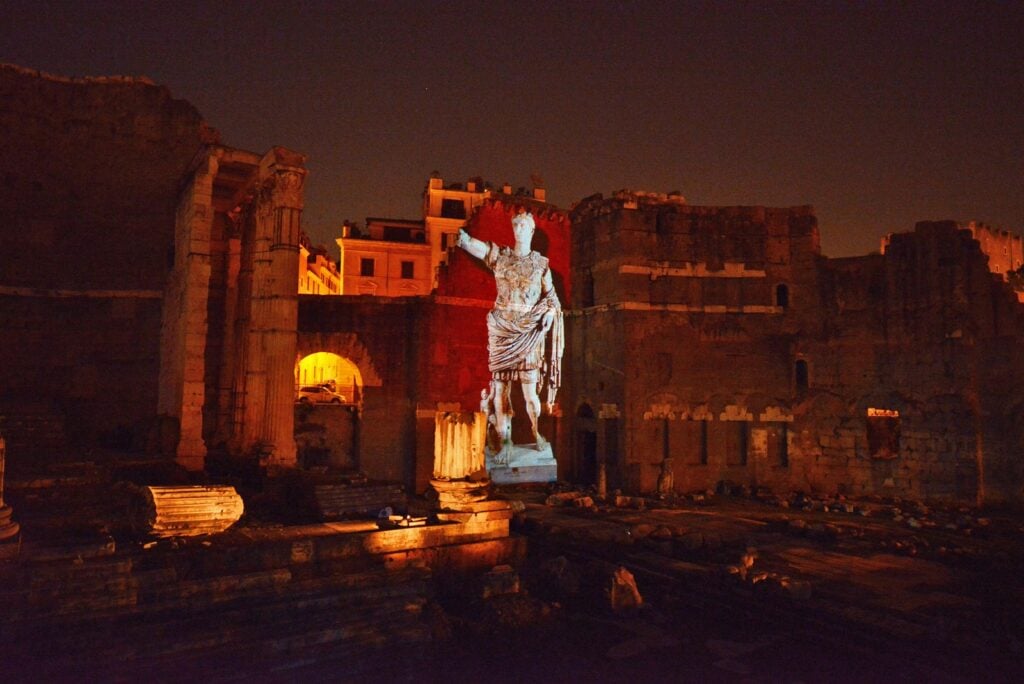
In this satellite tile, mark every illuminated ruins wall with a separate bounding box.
[0,65,212,455]
[812,222,1024,504]
[297,297,421,484]
[296,199,572,492]
[570,196,1024,504]
[0,66,305,469]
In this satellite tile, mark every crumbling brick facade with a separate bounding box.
[568,193,1024,504]
[0,65,306,470]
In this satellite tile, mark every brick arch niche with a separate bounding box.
[296,332,383,390]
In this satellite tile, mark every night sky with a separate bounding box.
[3,1,1021,257]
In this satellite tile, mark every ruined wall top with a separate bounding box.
[570,191,820,271]
[570,191,814,227]
[0,63,218,291]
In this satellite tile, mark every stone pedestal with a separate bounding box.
[0,435,20,547]
[486,442,558,484]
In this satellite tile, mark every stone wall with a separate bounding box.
[569,195,1024,504]
[298,296,421,485]
[0,64,212,456]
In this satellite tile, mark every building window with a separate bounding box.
[360,258,374,276]
[776,284,790,308]
[400,260,414,279]
[440,232,450,251]
[866,408,900,459]
[738,422,749,466]
[441,198,466,219]
[777,424,789,467]
[699,420,709,465]
[795,359,809,391]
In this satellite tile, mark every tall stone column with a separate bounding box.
[238,148,306,468]
[158,152,218,471]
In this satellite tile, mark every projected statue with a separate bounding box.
[456,212,563,462]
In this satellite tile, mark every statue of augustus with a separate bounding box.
[456,212,563,458]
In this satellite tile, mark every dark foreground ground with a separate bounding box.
[238,487,1023,683]
[3,472,1022,683]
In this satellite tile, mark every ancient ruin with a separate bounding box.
[1,63,1023,679]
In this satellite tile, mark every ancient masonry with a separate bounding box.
[1,65,1023,504]
[567,191,1024,504]
[0,64,305,471]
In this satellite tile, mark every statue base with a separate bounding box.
[486,442,557,484]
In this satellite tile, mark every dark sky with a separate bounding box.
[3,1,1021,257]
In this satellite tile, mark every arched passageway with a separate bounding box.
[295,351,363,404]
[293,351,364,469]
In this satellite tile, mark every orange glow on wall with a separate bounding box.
[867,407,899,418]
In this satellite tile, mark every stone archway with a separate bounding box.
[293,336,381,471]
[296,332,384,389]
[295,352,363,404]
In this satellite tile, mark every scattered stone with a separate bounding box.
[573,496,595,509]
[607,566,643,613]
[781,577,812,600]
[545,492,582,506]
[630,523,656,539]
[614,495,646,510]
[482,564,520,599]
[650,525,674,541]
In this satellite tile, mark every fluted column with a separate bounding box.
[239,148,306,468]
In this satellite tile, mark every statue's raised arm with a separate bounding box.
[455,229,489,261]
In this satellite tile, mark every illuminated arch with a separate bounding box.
[295,352,363,402]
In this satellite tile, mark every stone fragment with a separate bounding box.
[614,495,646,510]
[482,564,520,599]
[545,492,581,506]
[630,523,656,539]
[573,496,595,509]
[607,566,643,613]
[650,525,674,541]
[781,577,812,599]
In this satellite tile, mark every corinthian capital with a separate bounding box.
[270,168,306,209]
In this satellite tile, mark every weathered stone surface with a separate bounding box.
[130,485,244,537]
[567,193,1024,506]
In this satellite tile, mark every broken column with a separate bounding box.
[0,435,20,546]
[430,411,490,508]
[130,485,244,538]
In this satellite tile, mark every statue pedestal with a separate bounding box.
[486,442,557,484]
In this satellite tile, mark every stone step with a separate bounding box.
[5,567,433,678]
[314,482,406,519]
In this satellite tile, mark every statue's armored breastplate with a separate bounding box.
[493,251,545,312]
